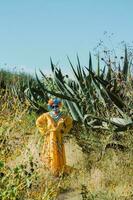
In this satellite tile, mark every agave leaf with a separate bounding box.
[92,80,106,107]
[110,117,133,127]
[53,70,75,97]
[66,100,84,121]
[82,68,87,79]
[76,54,84,84]
[35,71,74,101]
[87,69,126,110]
[97,53,100,76]
[26,95,47,112]
[39,69,48,81]
[114,104,132,120]
[50,57,55,72]
[68,57,85,93]
[86,67,109,87]
[89,52,92,71]
[54,76,74,99]
[56,67,64,81]
[106,58,112,81]
[80,70,96,112]
[50,58,64,82]
[113,78,117,93]
[118,63,121,73]
[71,101,84,121]
[122,45,128,81]
[128,58,132,80]
[83,114,132,128]
[106,89,126,109]
[53,69,84,121]
[64,83,77,96]
[67,56,80,83]
[64,100,80,121]
[100,65,106,79]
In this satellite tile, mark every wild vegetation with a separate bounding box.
[0,45,133,199]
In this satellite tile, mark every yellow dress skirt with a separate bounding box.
[36,112,73,176]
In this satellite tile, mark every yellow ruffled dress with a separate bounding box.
[36,112,73,176]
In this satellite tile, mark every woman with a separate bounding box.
[36,98,73,176]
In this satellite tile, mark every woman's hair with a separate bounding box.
[48,98,62,110]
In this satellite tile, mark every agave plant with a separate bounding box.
[17,44,131,133]
[32,47,133,131]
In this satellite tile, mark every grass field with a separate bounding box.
[0,98,133,200]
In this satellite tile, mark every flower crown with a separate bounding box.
[48,98,62,110]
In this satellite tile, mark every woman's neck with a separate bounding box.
[52,111,60,115]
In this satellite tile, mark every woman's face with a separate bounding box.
[52,104,60,113]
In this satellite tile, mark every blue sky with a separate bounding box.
[0,0,133,75]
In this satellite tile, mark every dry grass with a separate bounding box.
[84,148,133,199]
[0,95,133,200]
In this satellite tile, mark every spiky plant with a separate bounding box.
[33,47,133,132]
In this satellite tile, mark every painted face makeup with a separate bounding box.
[52,105,59,112]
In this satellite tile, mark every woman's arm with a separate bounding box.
[65,116,73,134]
[36,113,47,136]
[60,115,73,135]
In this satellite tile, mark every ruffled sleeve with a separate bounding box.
[36,113,48,136]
